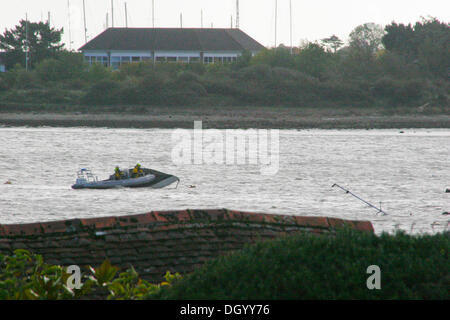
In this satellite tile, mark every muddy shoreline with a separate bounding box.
[1,107,449,129]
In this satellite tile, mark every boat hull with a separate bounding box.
[72,168,179,190]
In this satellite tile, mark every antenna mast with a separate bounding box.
[201,10,203,28]
[25,13,29,71]
[82,0,87,43]
[236,0,240,28]
[180,13,182,28]
[125,2,128,28]
[111,0,114,27]
[274,0,278,47]
[152,0,155,28]
[67,0,72,50]
[290,0,293,54]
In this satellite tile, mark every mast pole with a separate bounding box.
[125,2,128,28]
[83,0,87,43]
[274,0,278,47]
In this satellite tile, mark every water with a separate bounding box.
[0,127,449,234]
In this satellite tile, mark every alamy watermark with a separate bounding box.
[66,265,82,290]
[366,265,381,290]
[171,121,279,175]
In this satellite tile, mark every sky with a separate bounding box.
[0,0,448,50]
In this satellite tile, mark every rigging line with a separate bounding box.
[332,183,389,216]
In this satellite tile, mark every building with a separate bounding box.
[0,52,6,72]
[79,28,264,68]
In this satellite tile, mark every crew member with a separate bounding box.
[114,166,124,180]
[132,163,144,178]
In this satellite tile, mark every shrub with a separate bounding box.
[372,77,425,106]
[82,80,121,105]
[35,53,84,82]
[0,250,181,300]
[155,230,449,300]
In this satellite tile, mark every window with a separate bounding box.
[156,56,166,62]
[132,56,141,63]
[177,57,188,63]
[167,57,177,63]
[204,57,213,64]
[111,57,121,69]
[189,57,200,63]
[141,56,152,62]
[121,56,131,64]
[100,56,108,67]
[214,57,222,64]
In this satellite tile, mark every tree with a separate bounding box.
[251,47,295,69]
[295,42,335,80]
[321,35,344,53]
[35,52,84,82]
[0,19,64,69]
[382,18,450,79]
[382,22,417,59]
[349,23,385,54]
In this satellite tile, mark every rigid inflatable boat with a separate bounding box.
[71,167,180,190]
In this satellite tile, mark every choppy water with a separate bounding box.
[0,126,449,234]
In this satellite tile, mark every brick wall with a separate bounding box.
[0,209,374,282]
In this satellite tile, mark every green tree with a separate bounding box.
[251,47,295,68]
[0,19,64,69]
[349,23,385,54]
[295,42,334,80]
[321,35,344,53]
[382,22,417,59]
[35,52,84,82]
[383,18,450,79]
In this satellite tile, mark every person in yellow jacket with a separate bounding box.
[132,163,144,178]
[114,166,124,180]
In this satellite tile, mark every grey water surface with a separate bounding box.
[0,126,448,234]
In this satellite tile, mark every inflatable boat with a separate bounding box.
[72,167,180,190]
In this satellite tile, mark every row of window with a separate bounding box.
[84,55,238,68]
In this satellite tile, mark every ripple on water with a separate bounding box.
[0,127,449,234]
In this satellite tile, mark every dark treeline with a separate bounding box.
[0,18,448,110]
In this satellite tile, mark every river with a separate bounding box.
[0,126,448,234]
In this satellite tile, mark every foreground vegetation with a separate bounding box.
[1,230,448,300]
[0,18,448,112]
[0,249,181,300]
[154,230,449,300]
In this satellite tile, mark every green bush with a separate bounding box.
[372,77,425,106]
[35,53,84,82]
[154,230,449,300]
[82,80,121,105]
[0,249,181,300]
[0,88,81,105]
